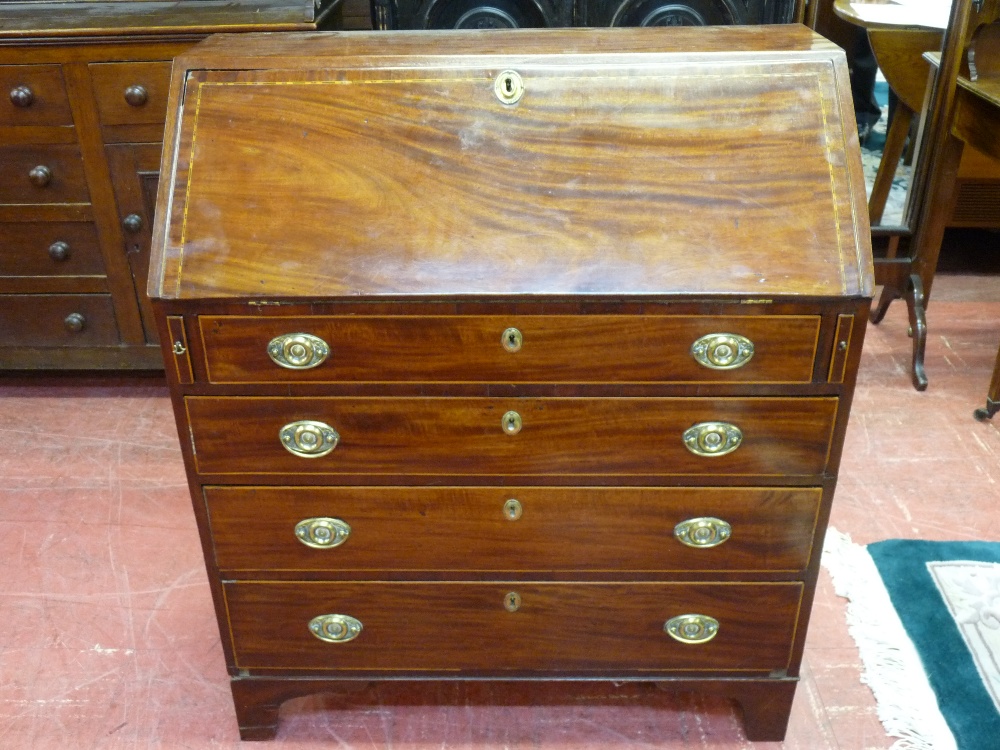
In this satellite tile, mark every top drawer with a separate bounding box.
[0,65,73,127]
[89,62,172,127]
[199,315,821,385]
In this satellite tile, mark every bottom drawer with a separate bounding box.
[224,581,803,673]
[0,294,119,347]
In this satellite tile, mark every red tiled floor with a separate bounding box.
[2,261,1000,747]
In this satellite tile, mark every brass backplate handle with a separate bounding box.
[295,517,351,549]
[664,614,720,644]
[309,614,363,643]
[280,420,339,458]
[268,332,330,369]
[690,333,754,370]
[682,422,742,457]
[674,517,732,548]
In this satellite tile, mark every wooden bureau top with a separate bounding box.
[150,27,874,302]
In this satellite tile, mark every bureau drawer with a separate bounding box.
[0,294,119,347]
[0,145,89,205]
[186,396,838,478]
[0,65,73,126]
[206,486,822,574]
[224,581,803,672]
[0,222,105,278]
[89,62,172,127]
[199,315,821,384]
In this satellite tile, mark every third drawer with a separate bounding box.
[205,485,822,574]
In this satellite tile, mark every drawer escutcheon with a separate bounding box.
[501,327,523,353]
[267,332,330,370]
[502,410,522,435]
[279,420,339,458]
[308,614,363,643]
[664,614,720,644]
[674,517,732,548]
[295,517,351,549]
[682,422,742,457]
[690,333,754,370]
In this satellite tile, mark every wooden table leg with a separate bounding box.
[974,340,1000,420]
[868,104,914,225]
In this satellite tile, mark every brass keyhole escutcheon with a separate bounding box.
[502,410,522,435]
[503,498,523,520]
[504,592,522,612]
[502,327,522,353]
[494,70,524,105]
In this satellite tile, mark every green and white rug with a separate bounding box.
[823,531,1000,750]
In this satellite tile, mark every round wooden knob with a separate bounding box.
[64,312,86,333]
[10,85,34,107]
[29,165,52,187]
[48,241,70,262]
[122,213,143,233]
[123,84,148,107]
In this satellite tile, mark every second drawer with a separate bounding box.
[186,396,839,478]
[206,485,822,574]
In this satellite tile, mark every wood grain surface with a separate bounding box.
[199,314,821,384]
[223,581,803,672]
[185,396,838,478]
[205,485,822,574]
[152,28,872,301]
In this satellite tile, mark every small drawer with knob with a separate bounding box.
[183,396,839,478]
[0,222,106,279]
[0,144,89,205]
[0,294,120,347]
[204,485,822,575]
[89,61,172,128]
[222,580,803,672]
[0,64,73,126]
[197,314,822,385]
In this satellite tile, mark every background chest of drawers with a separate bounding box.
[150,27,874,741]
[0,0,339,370]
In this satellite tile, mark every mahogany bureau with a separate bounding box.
[149,26,874,741]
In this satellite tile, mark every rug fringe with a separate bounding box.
[821,528,957,750]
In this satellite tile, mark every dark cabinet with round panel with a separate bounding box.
[372,0,798,29]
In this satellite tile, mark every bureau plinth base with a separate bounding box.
[230,677,798,742]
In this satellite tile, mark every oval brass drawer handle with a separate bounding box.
[267,333,330,370]
[664,614,719,644]
[682,422,742,457]
[295,517,351,549]
[280,420,339,458]
[674,517,732,548]
[691,333,754,370]
[309,614,362,643]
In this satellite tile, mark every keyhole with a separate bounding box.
[504,592,521,612]
[494,70,523,105]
